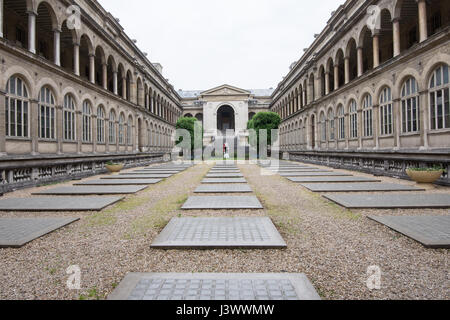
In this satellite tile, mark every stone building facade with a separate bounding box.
[0,0,449,191]
[271,0,450,185]
[179,85,273,146]
[0,0,183,192]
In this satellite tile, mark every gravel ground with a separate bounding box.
[0,162,448,300]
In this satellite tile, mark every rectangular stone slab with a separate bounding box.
[323,193,450,209]
[128,172,173,177]
[0,217,79,247]
[0,196,123,211]
[182,196,263,209]
[151,217,286,249]
[33,185,148,195]
[299,183,424,192]
[108,273,321,300]
[202,178,247,184]
[278,172,352,177]
[368,215,450,248]
[194,184,252,193]
[135,170,181,173]
[287,176,381,183]
[206,173,244,178]
[75,179,162,185]
[279,170,332,176]
[102,175,171,179]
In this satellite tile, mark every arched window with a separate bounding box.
[401,77,420,133]
[82,100,92,142]
[337,105,345,140]
[108,110,116,144]
[328,109,335,141]
[127,116,133,145]
[97,105,105,143]
[38,86,55,140]
[349,100,358,138]
[320,112,326,141]
[63,94,76,141]
[5,76,29,138]
[429,64,450,130]
[362,94,373,137]
[119,113,125,145]
[379,87,393,135]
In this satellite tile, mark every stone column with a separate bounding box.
[122,78,127,99]
[314,76,321,100]
[419,90,429,149]
[28,11,37,54]
[357,109,363,149]
[302,89,306,107]
[102,63,108,90]
[130,81,137,104]
[53,29,61,66]
[115,120,119,152]
[374,104,380,149]
[334,64,339,90]
[113,71,118,95]
[76,110,82,154]
[105,116,110,153]
[357,47,363,77]
[0,0,3,38]
[92,114,97,153]
[393,98,401,149]
[344,57,350,84]
[373,32,380,68]
[325,72,330,95]
[30,99,39,155]
[0,89,6,155]
[89,54,95,84]
[73,43,80,76]
[393,18,401,57]
[56,105,63,154]
[417,0,428,42]
[345,110,349,150]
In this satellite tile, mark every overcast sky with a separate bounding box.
[98,0,342,91]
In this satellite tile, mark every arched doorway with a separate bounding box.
[217,105,235,135]
[310,114,316,149]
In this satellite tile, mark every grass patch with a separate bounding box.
[122,193,189,240]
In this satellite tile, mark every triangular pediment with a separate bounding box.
[201,84,251,97]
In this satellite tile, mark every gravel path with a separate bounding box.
[0,162,448,300]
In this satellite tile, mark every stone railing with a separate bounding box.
[287,150,450,186]
[0,152,168,194]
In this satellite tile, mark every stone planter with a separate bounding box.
[105,163,124,173]
[406,169,443,184]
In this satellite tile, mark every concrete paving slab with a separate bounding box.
[368,215,450,248]
[0,196,123,211]
[102,175,171,179]
[279,170,332,176]
[323,193,450,209]
[33,185,148,195]
[299,183,424,192]
[151,217,286,249]
[276,172,352,177]
[0,217,79,247]
[202,178,247,184]
[108,273,321,300]
[182,196,263,210]
[135,170,181,173]
[128,172,173,177]
[75,179,162,185]
[194,184,252,193]
[206,173,244,178]
[287,176,381,183]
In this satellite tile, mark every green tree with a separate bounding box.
[247,111,281,148]
[175,117,202,154]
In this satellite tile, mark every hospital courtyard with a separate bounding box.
[0,0,449,300]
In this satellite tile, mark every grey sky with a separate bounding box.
[98,0,342,91]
